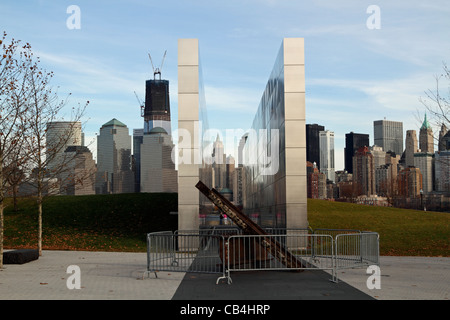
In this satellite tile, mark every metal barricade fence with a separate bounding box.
[144,228,379,284]
[144,231,226,280]
[334,232,380,271]
[220,234,335,284]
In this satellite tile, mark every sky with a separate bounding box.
[1,0,449,170]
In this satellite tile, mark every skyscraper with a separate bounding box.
[132,128,144,192]
[46,121,82,173]
[140,127,177,193]
[373,119,403,155]
[96,118,134,194]
[143,77,171,134]
[398,167,422,198]
[135,56,177,193]
[419,113,434,153]
[319,130,335,182]
[352,146,375,196]
[345,132,369,174]
[306,124,324,169]
[405,130,418,167]
[414,152,434,194]
[212,134,226,190]
[438,124,448,152]
[60,146,96,195]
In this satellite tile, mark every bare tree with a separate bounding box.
[419,63,450,198]
[22,62,89,256]
[0,32,34,268]
[420,63,450,129]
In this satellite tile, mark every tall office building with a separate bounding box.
[435,151,450,193]
[353,146,375,196]
[405,130,418,167]
[143,77,171,134]
[414,152,434,194]
[419,113,434,153]
[60,146,96,195]
[398,167,422,198]
[140,127,177,193]
[345,132,369,174]
[438,124,448,152]
[132,129,144,192]
[135,58,177,193]
[306,124,324,169]
[319,130,335,182]
[435,129,450,193]
[96,118,134,194]
[374,119,403,155]
[370,145,386,169]
[46,121,82,173]
[211,134,227,190]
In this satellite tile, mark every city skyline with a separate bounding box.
[1,1,449,170]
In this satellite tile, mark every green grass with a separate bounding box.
[3,193,177,252]
[3,195,449,256]
[308,199,450,257]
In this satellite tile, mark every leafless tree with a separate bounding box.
[21,58,89,256]
[0,32,34,268]
[420,63,450,129]
[419,63,450,198]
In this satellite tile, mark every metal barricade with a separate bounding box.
[220,233,335,284]
[334,232,380,272]
[143,231,226,280]
[144,228,380,284]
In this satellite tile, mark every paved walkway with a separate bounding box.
[0,250,448,300]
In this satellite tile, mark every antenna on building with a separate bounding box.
[148,50,167,80]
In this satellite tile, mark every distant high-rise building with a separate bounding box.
[375,151,399,197]
[352,146,375,196]
[398,167,422,198]
[435,150,450,193]
[319,130,335,182]
[212,134,227,190]
[237,133,248,167]
[307,161,327,199]
[96,118,134,194]
[46,121,82,173]
[345,132,369,174]
[133,128,144,192]
[419,113,434,153]
[441,130,450,151]
[135,63,174,193]
[306,124,324,170]
[414,152,434,194]
[374,119,403,155]
[405,130,418,167]
[143,78,171,134]
[438,124,448,152]
[140,127,177,193]
[60,146,96,195]
[370,145,386,169]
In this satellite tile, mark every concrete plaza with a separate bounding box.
[0,250,448,300]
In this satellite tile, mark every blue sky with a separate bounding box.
[1,0,449,170]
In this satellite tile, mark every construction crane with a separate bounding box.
[134,91,145,117]
[148,50,167,79]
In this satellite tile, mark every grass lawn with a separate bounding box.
[308,199,449,257]
[2,195,449,256]
[3,193,177,252]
